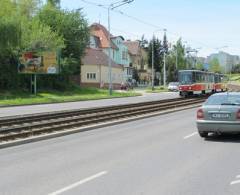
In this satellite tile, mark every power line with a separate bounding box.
[80,0,214,50]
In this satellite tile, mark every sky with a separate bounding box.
[60,0,240,57]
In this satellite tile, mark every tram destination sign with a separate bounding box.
[18,50,60,74]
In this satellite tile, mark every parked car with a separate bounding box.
[196,92,240,138]
[120,81,133,90]
[168,82,179,91]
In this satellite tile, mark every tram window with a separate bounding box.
[179,72,193,84]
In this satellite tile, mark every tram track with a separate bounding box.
[0,97,206,146]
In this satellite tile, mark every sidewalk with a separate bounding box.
[0,92,179,118]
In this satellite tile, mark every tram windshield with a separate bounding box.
[178,71,193,85]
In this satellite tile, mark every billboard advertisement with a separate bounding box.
[18,51,60,74]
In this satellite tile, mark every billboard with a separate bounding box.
[18,51,60,74]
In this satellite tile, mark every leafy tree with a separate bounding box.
[165,39,187,82]
[21,18,64,51]
[209,58,222,73]
[0,0,89,91]
[47,0,60,8]
[195,62,204,70]
[231,64,240,73]
[37,5,89,76]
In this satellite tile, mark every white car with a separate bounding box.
[168,82,179,91]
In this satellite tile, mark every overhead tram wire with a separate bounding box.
[80,0,163,29]
[80,0,214,50]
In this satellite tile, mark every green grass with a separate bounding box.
[145,86,169,93]
[0,87,140,106]
[228,73,240,83]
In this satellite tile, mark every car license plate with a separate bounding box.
[212,113,229,118]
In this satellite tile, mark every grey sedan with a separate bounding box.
[196,92,240,138]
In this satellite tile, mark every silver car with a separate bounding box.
[196,92,240,138]
[168,82,179,91]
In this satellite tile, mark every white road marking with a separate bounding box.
[236,175,240,179]
[184,132,197,139]
[48,171,107,195]
[230,180,240,185]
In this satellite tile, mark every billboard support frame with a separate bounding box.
[31,74,37,95]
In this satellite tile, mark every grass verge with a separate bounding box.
[228,73,240,84]
[145,86,169,93]
[0,87,140,106]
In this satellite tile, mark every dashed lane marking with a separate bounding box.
[230,180,240,185]
[48,171,108,195]
[184,132,197,139]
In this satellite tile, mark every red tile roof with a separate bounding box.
[82,48,123,69]
[124,41,140,56]
[90,23,118,49]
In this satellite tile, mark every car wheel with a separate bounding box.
[198,131,208,138]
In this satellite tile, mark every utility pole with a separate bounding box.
[163,29,167,87]
[108,7,112,95]
[151,35,154,91]
[107,0,134,95]
[175,49,178,71]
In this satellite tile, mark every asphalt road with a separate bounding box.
[1,108,240,195]
[0,92,179,118]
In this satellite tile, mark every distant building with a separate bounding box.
[124,41,151,85]
[81,48,124,89]
[207,51,240,73]
[90,23,132,82]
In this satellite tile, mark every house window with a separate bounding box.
[122,51,128,60]
[87,73,96,80]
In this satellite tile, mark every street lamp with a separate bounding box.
[151,28,165,91]
[108,0,134,95]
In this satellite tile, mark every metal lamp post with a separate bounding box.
[107,0,134,95]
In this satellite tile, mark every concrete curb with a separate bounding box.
[0,104,202,149]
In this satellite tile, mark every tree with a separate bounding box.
[139,34,148,49]
[231,64,240,73]
[162,31,169,53]
[132,67,139,82]
[165,38,187,82]
[148,36,164,85]
[0,0,89,91]
[209,58,222,73]
[47,0,60,8]
[37,4,89,76]
[21,18,64,51]
[195,62,204,70]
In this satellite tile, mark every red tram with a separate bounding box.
[178,70,228,97]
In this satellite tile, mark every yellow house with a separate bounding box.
[81,48,124,89]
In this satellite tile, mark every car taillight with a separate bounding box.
[197,109,204,119]
[237,109,240,119]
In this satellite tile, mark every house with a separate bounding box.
[90,23,132,82]
[124,41,151,85]
[81,48,124,89]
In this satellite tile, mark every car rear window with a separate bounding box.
[205,94,240,105]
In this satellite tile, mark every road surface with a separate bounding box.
[1,108,240,195]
